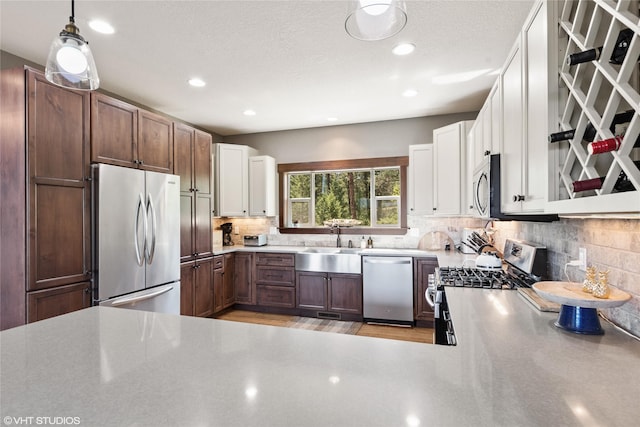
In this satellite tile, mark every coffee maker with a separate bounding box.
[221,222,234,246]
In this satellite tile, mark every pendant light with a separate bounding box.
[45,0,99,90]
[345,0,407,41]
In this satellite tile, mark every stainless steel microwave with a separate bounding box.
[472,154,558,222]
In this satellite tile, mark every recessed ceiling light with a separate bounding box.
[88,20,115,34]
[188,78,206,87]
[243,110,256,116]
[432,68,492,85]
[402,89,418,97]
[392,43,415,56]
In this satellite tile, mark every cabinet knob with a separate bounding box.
[513,194,525,202]
[484,150,491,156]
[433,207,437,211]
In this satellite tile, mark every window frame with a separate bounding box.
[278,156,409,235]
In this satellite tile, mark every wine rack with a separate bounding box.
[551,0,640,213]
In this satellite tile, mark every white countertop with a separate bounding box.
[1,290,638,426]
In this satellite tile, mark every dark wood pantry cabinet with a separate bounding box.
[173,122,213,263]
[90,92,174,173]
[1,67,91,329]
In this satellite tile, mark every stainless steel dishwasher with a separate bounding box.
[362,256,414,325]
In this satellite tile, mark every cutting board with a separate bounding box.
[518,287,560,312]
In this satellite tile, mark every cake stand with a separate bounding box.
[532,281,631,335]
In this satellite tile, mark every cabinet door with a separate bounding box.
[414,258,438,321]
[249,155,276,216]
[472,109,485,170]
[234,253,254,304]
[194,193,213,259]
[27,282,91,323]
[217,144,248,216]
[408,144,434,215]
[328,274,362,314]
[194,130,213,196]
[27,70,91,291]
[296,271,327,310]
[522,1,548,212]
[433,123,463,215]
[90,92,138,168]
[137,110,173,173]
[490,82,502,156]
[213,266,225,313]
[222,253,235,308]
[501,41,524,214]
[180,261,195,316]
[193,258,214,318]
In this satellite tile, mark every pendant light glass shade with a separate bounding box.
[345,0,407,41]
[45,2,99,90]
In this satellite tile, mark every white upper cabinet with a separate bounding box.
[215,143,258,217]
[433,121,473,216]
[249,155,277,217]
[500,0,554,214]
[408,144,434,215]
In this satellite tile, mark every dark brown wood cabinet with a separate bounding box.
[296,271,362,316]
[91,92,174,173]
[234,252,255,305]
[213,256,225,313]
[223,253,236,308]
[414,257,438,326]
[180,257,214,317]
[137,110,173,173]
[1,67,91,329]
[174,122,213,263]
[27,282,91,323]
[255,253,295,308]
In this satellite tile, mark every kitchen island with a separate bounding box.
[1,288,638,426]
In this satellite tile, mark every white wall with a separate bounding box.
[224,113,477,163]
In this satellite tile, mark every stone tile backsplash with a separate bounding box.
[492,218,640,338]
[213,216,640,338]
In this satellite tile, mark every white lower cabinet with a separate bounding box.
[433,121,473,216]
[408,144,433,215]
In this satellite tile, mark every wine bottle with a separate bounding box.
[567,29,637,66]
[548,110,634,143]
[572,161,640,193]
[587,135,640,155]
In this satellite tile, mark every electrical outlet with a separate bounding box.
[578,247,587,271]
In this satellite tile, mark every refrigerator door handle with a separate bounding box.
[146,192,157,264]
[134,193,146,266]
[108,284,175,307]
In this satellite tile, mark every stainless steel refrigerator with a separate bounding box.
[92,163,180,314]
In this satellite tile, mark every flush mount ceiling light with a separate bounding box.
[392,42,415,56]
[345,0,407,41]
[45,0,99,90]
[188,78,206,87]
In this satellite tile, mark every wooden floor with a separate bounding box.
[216,310,434,344]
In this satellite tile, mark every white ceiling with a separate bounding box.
[0,0,535,136]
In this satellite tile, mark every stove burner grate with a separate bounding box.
[436,266,536,290]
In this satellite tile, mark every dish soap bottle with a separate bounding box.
[360,236,367,249]
[367,236,373,248]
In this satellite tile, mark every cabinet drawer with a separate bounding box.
[255,253,295,267]
[213,255,224,270]
[255,266,294,286]
[256,285,295,308]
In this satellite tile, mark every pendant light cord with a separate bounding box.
[71,0,75,21]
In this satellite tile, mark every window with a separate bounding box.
[278,157,408,234]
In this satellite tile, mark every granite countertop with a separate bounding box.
[1,291,638,426]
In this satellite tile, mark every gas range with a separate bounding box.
[435,238,548,290]
[435,266,536,289]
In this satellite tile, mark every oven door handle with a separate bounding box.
[425,273,436,308]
